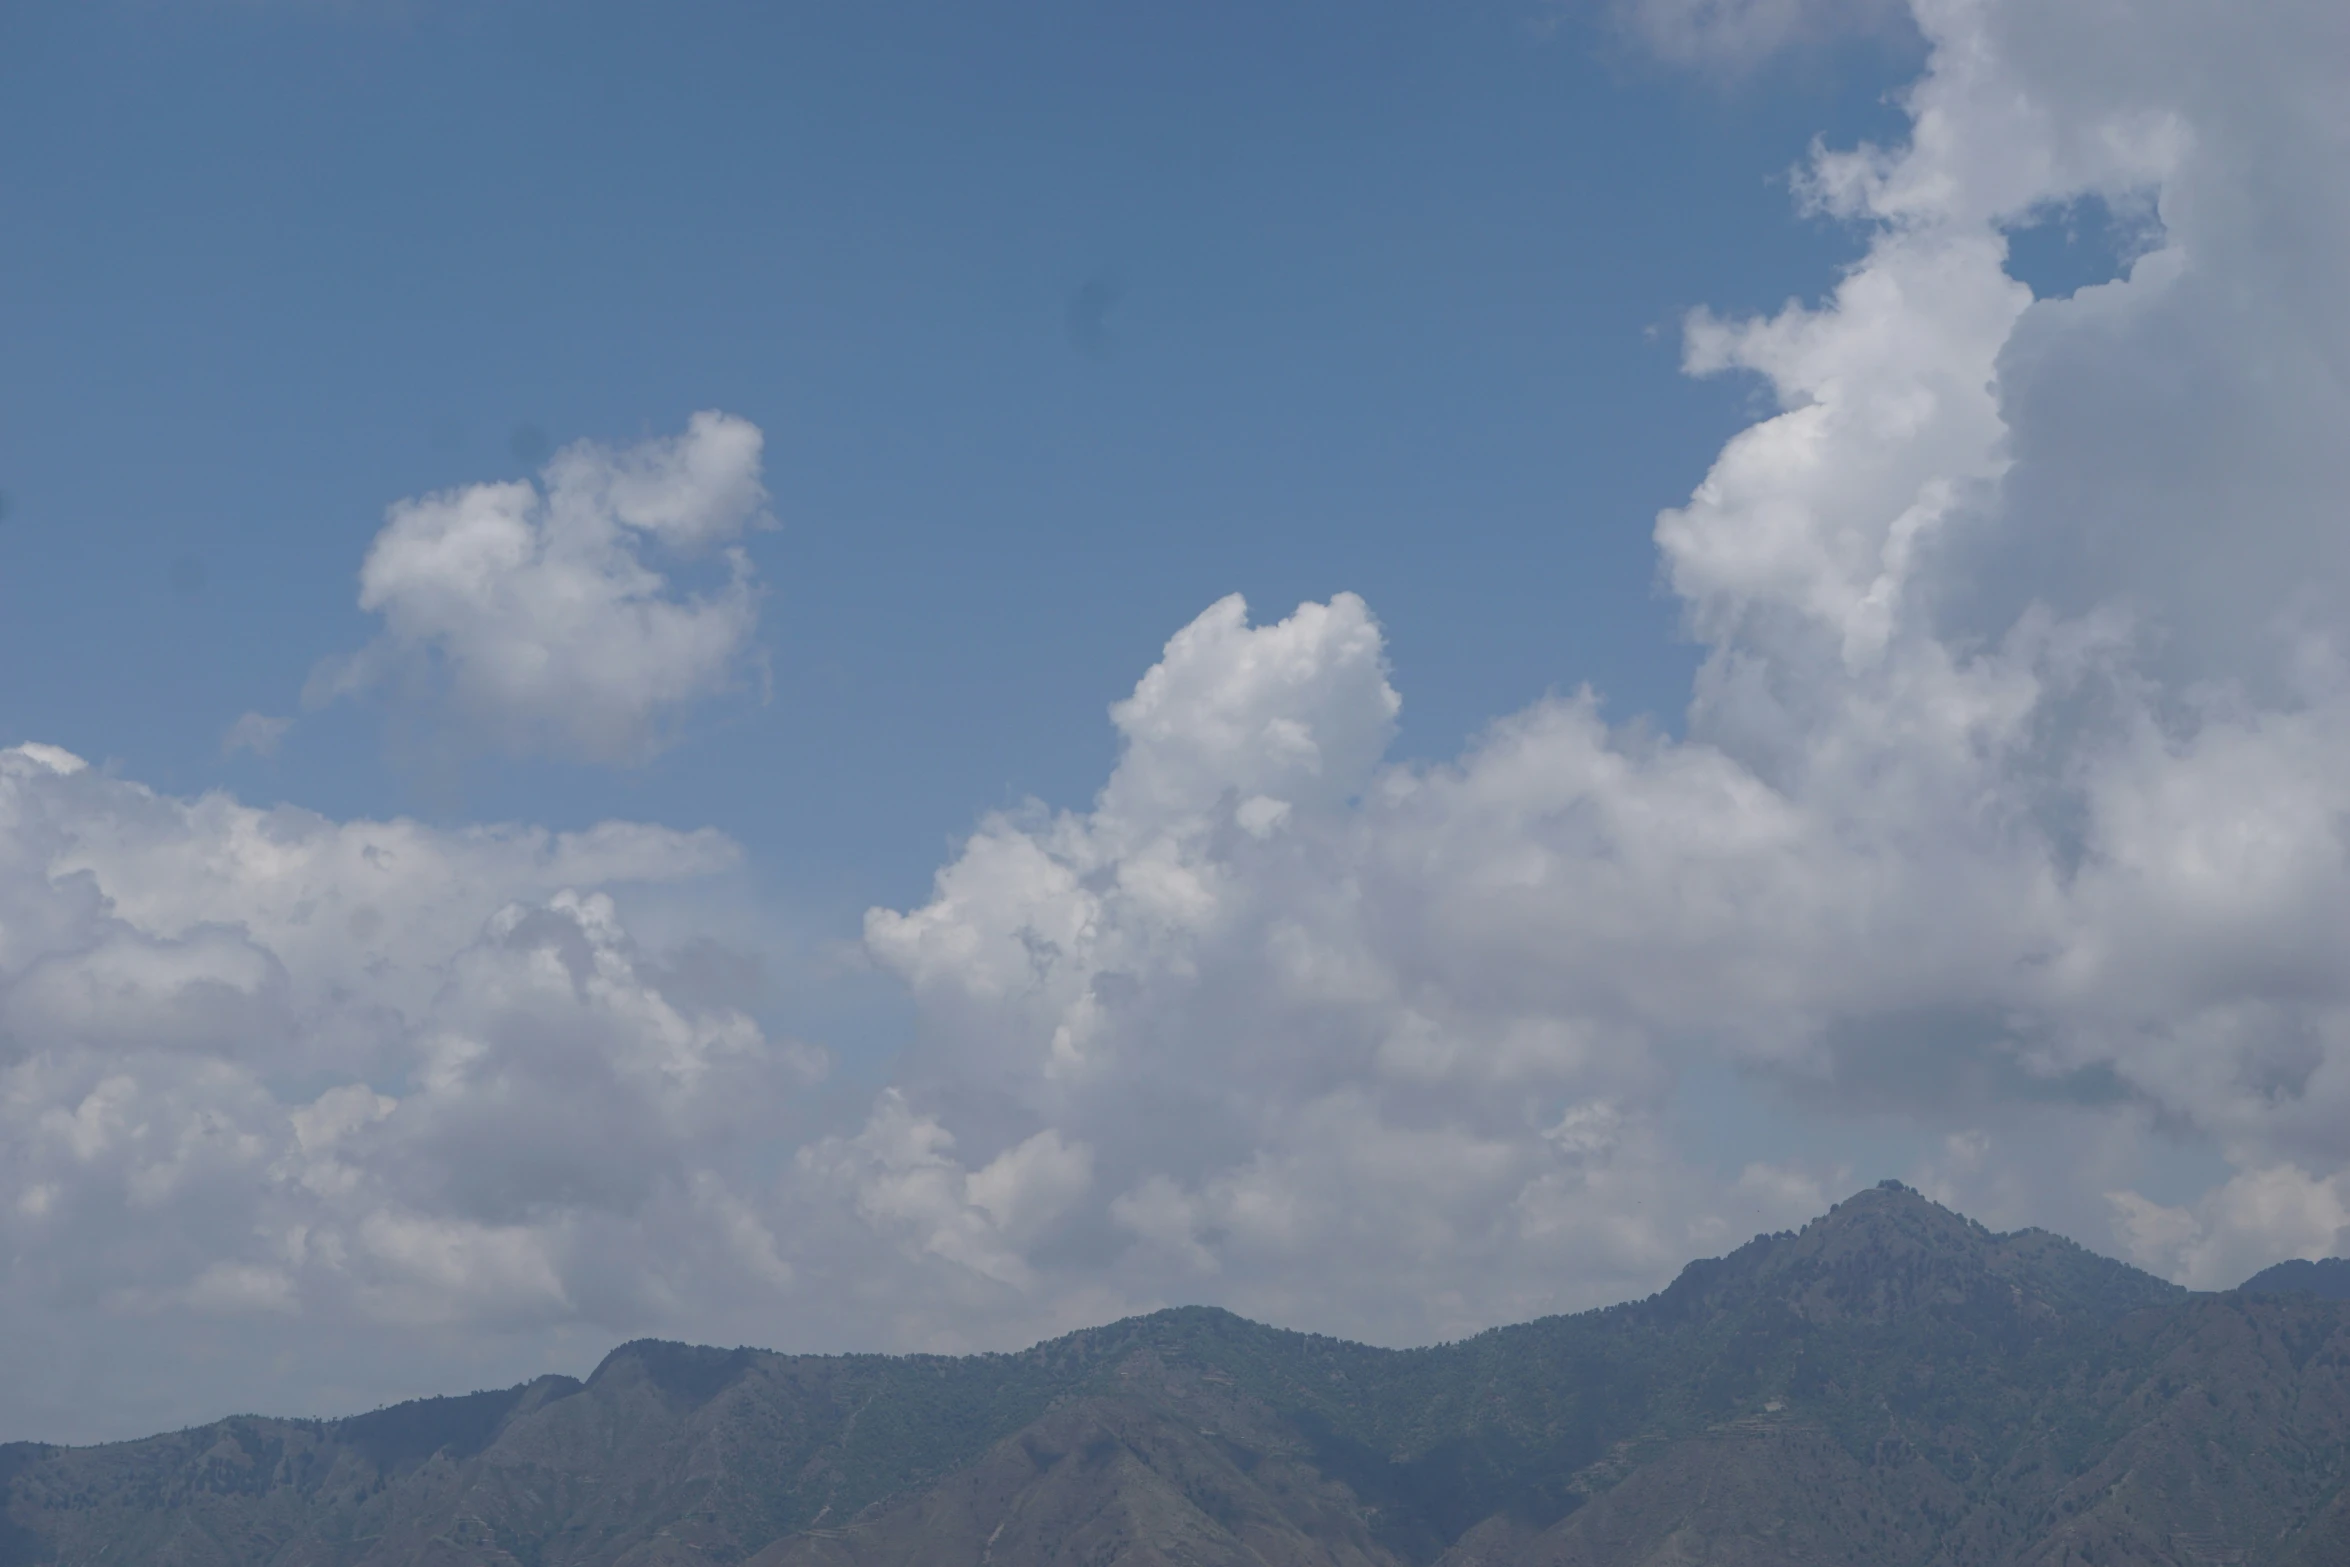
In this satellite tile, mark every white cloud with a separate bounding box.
[831,0,2350,1346]
[853,595,1836,1344]
[311,410,771,764]
[0,743,823,1438]
[800,1095,1094,1289]
[2109,1167,2350,1290]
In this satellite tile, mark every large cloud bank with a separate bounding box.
[5,0,2350,1440]
[845,0,2350,1327]
[0,743,823,1437]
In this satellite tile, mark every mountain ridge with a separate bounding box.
[6,1183,2346,1567]
[2240,1256,2350,1301]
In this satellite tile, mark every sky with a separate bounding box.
[1,0,2347,1443]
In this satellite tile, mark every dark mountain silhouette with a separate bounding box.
[7,1182,2350,1565]
[2240,1256,2350,1301]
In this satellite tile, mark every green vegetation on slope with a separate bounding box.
[7,1183,2346,1567]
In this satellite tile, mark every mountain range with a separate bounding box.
[6,1182,2349,1566]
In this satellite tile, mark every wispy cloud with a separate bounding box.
[221,712,292,758]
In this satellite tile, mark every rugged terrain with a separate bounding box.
[6,1183,2349,1566]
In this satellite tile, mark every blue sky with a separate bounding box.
[6,0,2349,1444]
[0,0,1911,899]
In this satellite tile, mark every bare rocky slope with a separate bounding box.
[7,1183,2350,1567]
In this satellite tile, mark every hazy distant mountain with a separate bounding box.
[2240,1256,2350,1301]
[7,1182,2349,1566]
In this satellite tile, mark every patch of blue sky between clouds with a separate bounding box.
[2004,191,2165,301]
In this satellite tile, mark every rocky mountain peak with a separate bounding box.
[1646,1179,2180,1329]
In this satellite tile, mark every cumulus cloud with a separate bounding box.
[0,741,822,1438]
[823,0,2350,1345]
[2107,1168,2350,1292]
[311,411,771,764]
[851,593,1839,1345]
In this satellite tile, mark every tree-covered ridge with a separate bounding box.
[4,1184,2345,1567]
[2241,1257,2350,1301]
